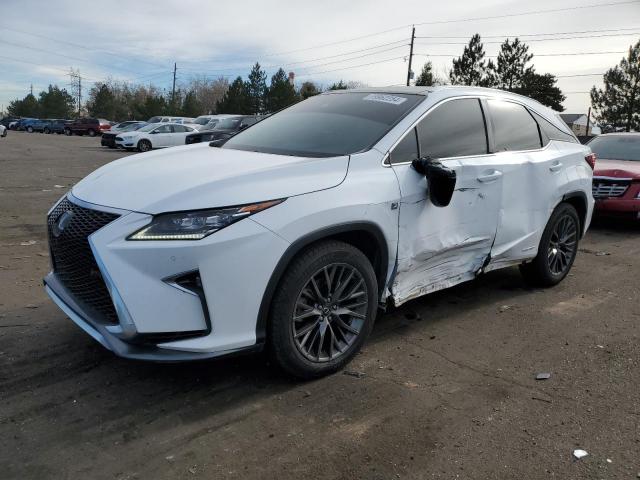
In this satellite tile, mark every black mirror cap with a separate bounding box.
[209,138,227,148]
[412,157,457,208]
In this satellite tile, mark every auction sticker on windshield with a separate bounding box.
[362,93,407,105]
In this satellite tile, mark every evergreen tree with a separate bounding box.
[266,68,299,112]
[216,76,252,114]
[246,62,268,114]
[329,80,348,90]
[415,61,435,86]
[299,81,320,99]
[514,71,565,111]
[591,39,640,132]
[38,85,75,118]
[7,93,40,117]
[181,90,201,117]
[490,38,534,90]
[450,34,492,86]
[87,84,118,119]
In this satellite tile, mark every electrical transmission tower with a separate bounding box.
[68,68,82,116]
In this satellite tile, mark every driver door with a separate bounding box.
[389,97,503,305]
[151,124,173,147]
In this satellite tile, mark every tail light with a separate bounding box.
[585,153,596,170]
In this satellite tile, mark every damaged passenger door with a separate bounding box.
[388,97,503,305]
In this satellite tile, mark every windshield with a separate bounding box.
[194,117,212,125]
[137,124,158,132]
[588,135,640,161]
[223,92,424,157]
[122,123,145,132]
[214,118,243,130]
[147,116,161,123]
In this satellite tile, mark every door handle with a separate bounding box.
[549,162,563,172]
[477,170,503,183]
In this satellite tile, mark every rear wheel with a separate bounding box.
[269,240,378,379]
[27,126,34,133]
[87,129,96,137]
[137,139,152,152]
[520,203,580,287]
[64,128,71,136]
[44,127,50,134]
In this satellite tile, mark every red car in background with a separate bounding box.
[589,133,640,220]
[64,118,111,137]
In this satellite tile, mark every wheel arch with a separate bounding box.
[255,222,389,345]
[560,191,588,237]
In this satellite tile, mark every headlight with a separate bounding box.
[128,199,284,240]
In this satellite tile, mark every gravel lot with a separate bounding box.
[1,131,639,479]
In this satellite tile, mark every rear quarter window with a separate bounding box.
[488,100,541,151]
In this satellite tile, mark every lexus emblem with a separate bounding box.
[52,210,74,237]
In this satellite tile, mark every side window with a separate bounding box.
[154,125,172,133]
[416,98,488,158]
[530,110,578,144]
[173,125,188,132]
[389,128,419,164]
[488,100,541,151]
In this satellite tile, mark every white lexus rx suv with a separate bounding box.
[45,86,594,378]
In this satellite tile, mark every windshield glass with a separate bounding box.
[147,116,161,123]
[194,117,212,125]
[588,135,640,161]
[223,92,424,157]
[122,123,145,132]
[214,118,243,130]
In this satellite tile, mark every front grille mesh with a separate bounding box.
[592,180,629,199]
[48,197,120,323]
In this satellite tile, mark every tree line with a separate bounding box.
[5,35,640,131]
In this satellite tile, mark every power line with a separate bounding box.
[0,24,168,70]
[414,26,640,39]
[413,0,637,26]
[416,32,640,45]
[296,56,406,77]
[413,51,625,57]
[180,39,409,74]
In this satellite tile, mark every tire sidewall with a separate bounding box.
[539,204,580,283]
[138,140,151,152]
[270,242,378,378]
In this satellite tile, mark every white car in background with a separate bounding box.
[147,116,195,125]
[192,114,242,131]
[0,124,7,137]
[115,123,196,151]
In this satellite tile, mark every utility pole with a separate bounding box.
[171,62,177,113]
[78,76,82,116]
[30,84,33,96]
[585,106,591,137]
[406,26,415,87]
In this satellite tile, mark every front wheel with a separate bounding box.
[27,126,34,133]
[44,128,50,134]
[268,240,378,379]
[87,129,96,137]
[137,139,152,152]
[520,203,580,287]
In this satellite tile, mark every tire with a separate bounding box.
[520,203,580,287]
[137,139,152,152]
[44,128,50,134]
[64,128,71,136]
[268,240,378,379]
[27,126,34,133]
[87,129,96,137]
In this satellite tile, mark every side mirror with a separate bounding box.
[412,157,457,207]
[209,138,227,147]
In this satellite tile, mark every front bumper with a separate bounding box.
[593,182,640,219]
[45,193,290,361]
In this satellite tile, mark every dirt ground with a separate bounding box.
[1,131,639,480]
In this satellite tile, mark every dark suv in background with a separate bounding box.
[65,118,111,136]
[185,115,262,145]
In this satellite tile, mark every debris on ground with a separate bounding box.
[499,305,512,313]
[343,370,366,378]
[19,240,37,246]
[54,184,65,188]
[595,251,611,256]
[535,373,551,380]
[25,304,38,309]
[573,449,588,460]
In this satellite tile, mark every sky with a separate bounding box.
[0,0,639,115]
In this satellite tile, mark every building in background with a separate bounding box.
[560,113,601,136]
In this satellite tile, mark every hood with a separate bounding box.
[72,143,349,214]
[593,158,640,179]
